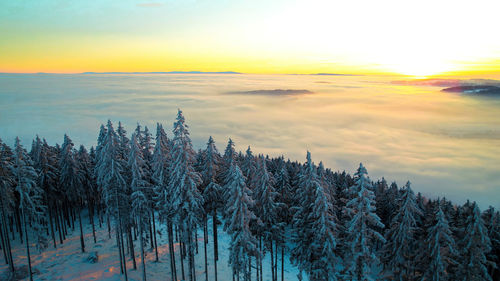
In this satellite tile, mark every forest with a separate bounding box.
[0,109,498,281]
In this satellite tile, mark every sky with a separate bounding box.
[1,0,500,77]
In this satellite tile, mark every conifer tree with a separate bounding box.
[224,162,260,281]
[421,203,457,281]
[129,133,149,281]
[96,121,129,280]
[169,109,204,281]
[291,152,340,281]
[14,137,48,281]
[201,136,223,281]
[343,163,385,281]
[0,138,15,271]
[381,181,422,280]
[253,155,281,281]
[153,122,175,277]
[59,134,85,252]
[458,203,492,281]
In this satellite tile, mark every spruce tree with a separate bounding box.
[96,121,129,280]
[458,203,492,281]
[169,109,204,281]
[343,163,385,281]
[129,133,149,281]
[201,136,223,281]
[224,162,260,281]
[421,203,457,281]
[381,181,422,280]
[14,137,48,281]
[0,138,16,271]
[291,152,340,280]
[59,134,85,252]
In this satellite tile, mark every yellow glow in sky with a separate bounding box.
[0,0,499,76]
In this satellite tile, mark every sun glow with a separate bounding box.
[0,0,499,75]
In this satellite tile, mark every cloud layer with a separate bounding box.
[1,73,499,208]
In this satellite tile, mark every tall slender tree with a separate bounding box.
[169,109,204,281]
[129,133,150,281]
[14,137,48,281]
[201,136,223,281]
[381,181,422,280]
[457,202,492,281]
[224,162,260,281]
[96,121,129,280]
[59,134,85,252]
[421,203,457,281]
[343,163,385,281]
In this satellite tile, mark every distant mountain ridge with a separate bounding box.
[82,71,241,74]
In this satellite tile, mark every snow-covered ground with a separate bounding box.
[1,211,302,281]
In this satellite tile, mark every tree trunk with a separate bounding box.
[274,242,278,281]
[1,210,14,271]
[22,210,33,281]
[270,240,274,281]
[48,206,56,248]
[128,226,136,270]
[107,215,111,239]
[213,212,218,262]
[209,213,216,281]
[281,245,284,281]
[89,200,97,243]
[204,216,208,281]
[55,206,64,244]
[15,208,23,243]
[78,206,85,253]
[117,223,124,274]
[151,210,158,262]
[180,240,186,281]
[139,221,147,281]
[148,215,154,248]
[120,221,129,281]
[167,220,177,281]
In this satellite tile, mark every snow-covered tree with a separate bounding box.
[129,133,149,281]
[0,138,16,271]
[224,162,260,281]
[482,207,500,279]
[381,181,422,280]
[343,163,385,281]
[14,137,48,281]
[457,202,492,281]
[152,122,173,272]
[291,152,340,281]
[169,109,204,281]
[201,136,223,281]
[421,203,457,281]
[241,146,257,188]
[59,134,86,252]
[96,120,129,279]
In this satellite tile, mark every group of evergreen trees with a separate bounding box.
[0,109,498,281]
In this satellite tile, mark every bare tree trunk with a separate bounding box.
[139,221,147,281]
[212,213,218,281]
[281,245,284,281]
[204,215,208,281]
[22,210,33,281]
[89,200,97,243]
[270,240,274,281]
[128,226,136,270]
[48,205,56,248]
[120,221,129,281]
[78,206,85,253]
[167,220,177,281]
[151,210,158,262]
[180,239,186,281]
[55,206,64,244]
